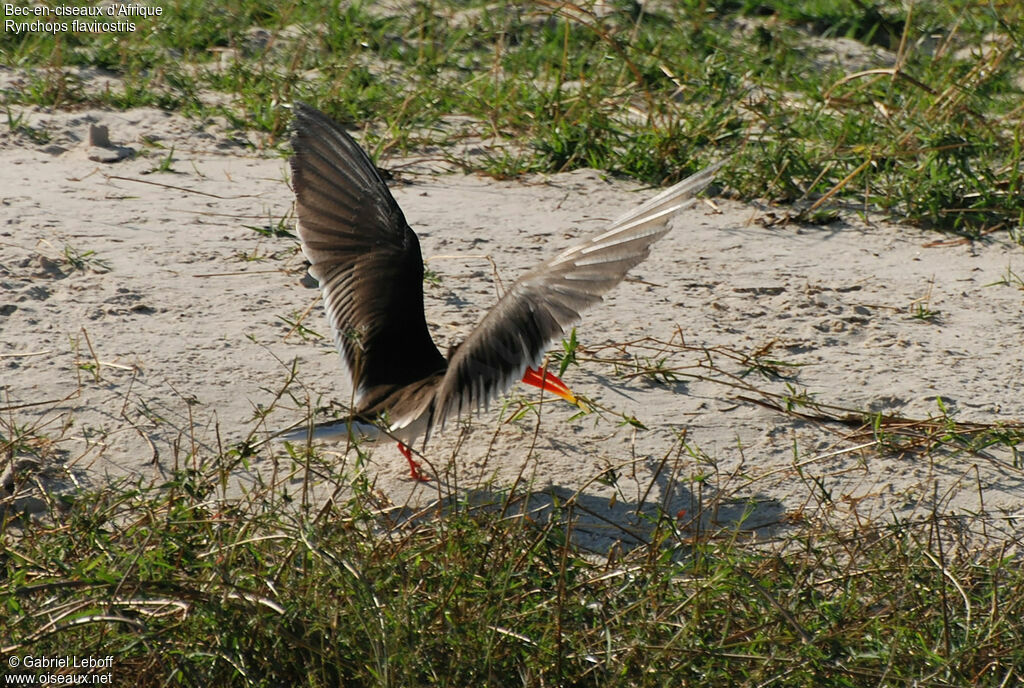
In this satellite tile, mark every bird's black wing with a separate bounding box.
[290,103,446,404]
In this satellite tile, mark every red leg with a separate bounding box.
[397,442,430,482]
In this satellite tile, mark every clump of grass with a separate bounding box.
[3,1,1022,238]
[243,212,295,240]
[149,145,177,174]
[4,105,50,144]
[3,434,1024,686]
[422,263,443,286]
[3,339,1024,687]
[61,244,111,273]
[908,277,941,322]
[985,264,1024,291]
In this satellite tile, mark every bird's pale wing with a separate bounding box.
[434,159,726,429]
[290,103,446,403]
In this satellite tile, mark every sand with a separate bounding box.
[2,105,1023,550]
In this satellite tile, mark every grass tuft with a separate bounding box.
[3,0,1022,237]
[3,334,1024,686]
[3,445,1023,686]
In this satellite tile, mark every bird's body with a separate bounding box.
[281,102,723,480]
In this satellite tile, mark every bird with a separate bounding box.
[280,102,724,481]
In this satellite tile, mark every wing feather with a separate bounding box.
[434,159,726,429]
[290,103,446,405]
[290,101,725,444]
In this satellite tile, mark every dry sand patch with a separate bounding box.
[2,106,1022,549]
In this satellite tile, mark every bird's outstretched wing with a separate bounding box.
[290,102,446,404]
[433,159,726,429]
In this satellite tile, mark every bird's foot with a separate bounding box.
[397,442,430,482]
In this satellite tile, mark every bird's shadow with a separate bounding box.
[438,290,474,310]
[405,456,786,559]
[472,485,784,558]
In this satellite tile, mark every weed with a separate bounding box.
[243,215,295,240]
[276,312,323,341]
[908,277,941,323]
[4,106,50,144]
[2,328,1023,686]
[150,145,176,174]
[422,263,442,286]
[61,245,111,273]
[552,327,579,377]
[911,302,941,322]
[2,411,1023,686]
[985,264,1024,291]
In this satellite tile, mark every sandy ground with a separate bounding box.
[2,105,1023,551]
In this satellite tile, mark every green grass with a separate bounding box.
[2,0,1022,238]
[3,433,1023,687]
[3,337,1024,687]
[60,244,111,273]
[3,1,1024,685]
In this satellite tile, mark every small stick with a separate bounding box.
[194,269,286,278]
[106,174,259,199]
[0,350,52,358]
[282,296,320,342]
[80,327,102,382]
